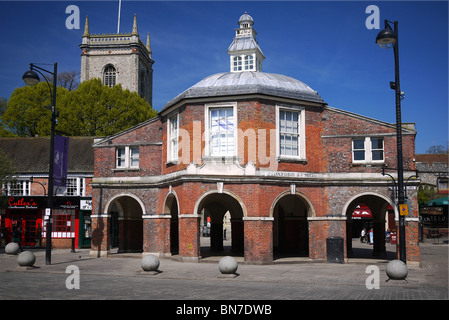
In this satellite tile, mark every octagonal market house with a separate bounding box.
[90,13,420,264]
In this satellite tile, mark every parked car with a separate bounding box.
[202,225,210,237]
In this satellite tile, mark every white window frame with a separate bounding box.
[115,146,139,169]
[167,113,179,162]
[3,180,30,196]
[244,55,254,70]
[232,56,242,72]
[352,137,384,164]
[65,177,85,196]
[204,102,238,158]
[276,105,306,161]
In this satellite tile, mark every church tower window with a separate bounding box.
[103,65,117,87]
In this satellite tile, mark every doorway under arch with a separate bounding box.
[344,193,397,260]
[195,191,245,258]
[106,195,144,253]
[272,193,313,258]
[163,192,179,256]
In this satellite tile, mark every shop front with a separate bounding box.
[1,196,92,249]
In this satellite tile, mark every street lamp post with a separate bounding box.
[376,20,406,263]
[22,62,58,265]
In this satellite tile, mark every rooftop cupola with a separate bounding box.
[227,12,265,72]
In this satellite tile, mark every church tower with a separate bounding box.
[79,15,154,106]
[227,12,265,72]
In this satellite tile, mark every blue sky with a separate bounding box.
[0,0,447,154]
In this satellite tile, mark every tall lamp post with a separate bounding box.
[376,20,406,263]
[22,62,58,265]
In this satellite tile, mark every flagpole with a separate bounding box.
[117,0,122,34]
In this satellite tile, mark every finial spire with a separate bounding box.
[146,33,152,58]
[83,16,89,37]
[132,14,138,35]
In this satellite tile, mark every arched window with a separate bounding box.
[103,65,116,87]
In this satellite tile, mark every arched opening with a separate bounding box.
[344,193,397,260]
[196,192,244,258]
[164,193,179,256]
[103,64,117,87]
[272,193,312,258]
[107,195,143,253]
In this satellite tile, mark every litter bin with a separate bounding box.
[326,236,344,263]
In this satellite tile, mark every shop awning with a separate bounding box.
[352,204,372,219]
[424,196,449,207]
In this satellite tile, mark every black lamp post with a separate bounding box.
[22,62,58,265]
[376,20,406,263]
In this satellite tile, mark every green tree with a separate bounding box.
[2,82,68,136]
[0,97,15,137]
[2,78,157,137]
[57,78,157,136]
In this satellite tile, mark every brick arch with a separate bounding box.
[342,192,398,220]
[269,190,316,218]
[193,189,247,218]
[162,190,180,215]
[342,192,397,259]
[104,193,144,253]
[194,189,246,255]
[104,192,146,218]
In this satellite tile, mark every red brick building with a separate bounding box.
[90,13,420,264]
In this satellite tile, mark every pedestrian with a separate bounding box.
[360,228,366,243]
[12,225,23,251]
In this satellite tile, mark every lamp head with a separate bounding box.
[22,69,40,86]
[376,27,397,49]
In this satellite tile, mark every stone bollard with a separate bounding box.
[5,242,20,255]
[386,259,408,281]
[218,256,238,278]
[141,254,160,274]
[17,251,36,268]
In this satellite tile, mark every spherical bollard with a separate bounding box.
[386,259,408,280]
[218,256,238,275]
[17,251,36,267]
[141,254,160,272]
[5,242,20,255]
